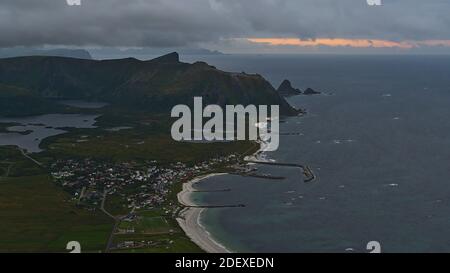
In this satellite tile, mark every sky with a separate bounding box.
[1,0,450,54]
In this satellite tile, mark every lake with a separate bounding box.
[0,114,99,153]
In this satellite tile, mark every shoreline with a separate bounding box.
[176,135,267,253]
[176,173,232,253]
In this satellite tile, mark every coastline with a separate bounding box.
[176,173,232,253]
[176,128,269,253]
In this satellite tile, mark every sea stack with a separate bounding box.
[303,88,321,95]
[277,80,302,97]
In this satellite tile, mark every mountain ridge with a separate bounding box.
[0,52,299,116]
[0,48,92,60]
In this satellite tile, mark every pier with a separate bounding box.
[229,172,286,180]
[280,132,303,136]
[186,204,245,208]
[246,160,304,168]
[245,160,316,183]
[303,166,316,183]
[191,189,231,193]
[241,173,286,180]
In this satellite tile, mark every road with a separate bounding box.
[100,190,118,252]
[0,160,14,181]
[19,148,44,167]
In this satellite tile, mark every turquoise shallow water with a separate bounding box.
[184,55,450,253]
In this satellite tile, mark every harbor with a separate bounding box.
[245,160,316,183]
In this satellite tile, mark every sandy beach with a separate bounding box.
[176,173,232,253]
[176,135,266,253]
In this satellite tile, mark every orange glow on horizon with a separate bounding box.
[247,38,450,49]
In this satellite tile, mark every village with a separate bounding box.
[50,154,241,212]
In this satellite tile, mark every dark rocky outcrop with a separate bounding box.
[303,88,321,95]
[277,80,302,97]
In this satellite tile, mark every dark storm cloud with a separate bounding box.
[0,0,241,47]
[0,0,450,47]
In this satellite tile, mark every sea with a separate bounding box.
[180,54,450,253]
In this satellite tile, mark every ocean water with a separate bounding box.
[182,55,450,253]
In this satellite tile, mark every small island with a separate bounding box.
[303,87,321,95]
[277,79,322,97]
[277,80,302,97]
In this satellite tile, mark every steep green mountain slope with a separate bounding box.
[0,52,299,116]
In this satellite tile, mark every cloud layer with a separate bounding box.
[1,0,450,50]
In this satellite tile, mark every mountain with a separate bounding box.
[0,52,299,116]
[277,80,302,97]
[0,48,92,60]
[90,47,223,60]
[0,83,63,116]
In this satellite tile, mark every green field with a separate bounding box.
[0,175,113,253]
[43,130,256,164]
[0,146,44,177]
[104,193,130,216]
[118,215,171,234]
[112,233,202,253]
[112,209,201,253]
[0,112,259,253]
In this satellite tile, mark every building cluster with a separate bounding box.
[115,239,174,250]
[50,154,239,211]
